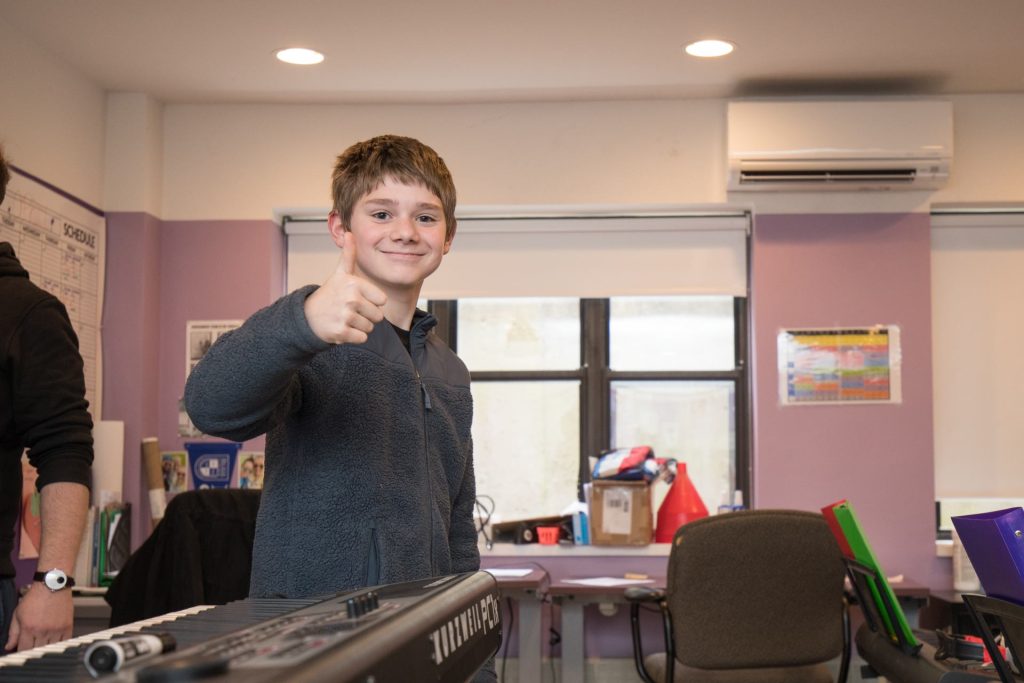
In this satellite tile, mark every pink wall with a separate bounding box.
[100,215,283,550]
[156,219,283,453]
[101,213,163,551]
[751,213,942,587]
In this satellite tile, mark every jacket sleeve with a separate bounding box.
[11,297,93,490]
[449,438,481,574]
[184,286,331,441]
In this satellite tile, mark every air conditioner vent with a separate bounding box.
[739,168,918,184]
[727,100,952,192]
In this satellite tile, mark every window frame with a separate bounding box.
[428,296,751,505]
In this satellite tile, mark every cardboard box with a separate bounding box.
[590,480,653,546]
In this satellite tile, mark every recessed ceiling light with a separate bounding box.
[685,39,735,58]
[275,48,325,65]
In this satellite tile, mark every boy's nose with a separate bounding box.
[390,216,418,240]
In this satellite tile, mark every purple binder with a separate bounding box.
[952,507,1024,605]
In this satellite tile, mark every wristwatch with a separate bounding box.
[33,568,75,592]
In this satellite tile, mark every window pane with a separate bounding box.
[472,381,580,521]
[458,298,580,371]
[610,296,735,371]
[610,380,735,511]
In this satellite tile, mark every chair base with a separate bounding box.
[644,653,835,683]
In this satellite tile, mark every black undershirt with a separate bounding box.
[389,322,411,354]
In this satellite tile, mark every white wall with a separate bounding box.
[0,16,106,207]
[941,95,1024,203]
[104,93,163,215]
[161,99,726,219]
[160,95,1024,221]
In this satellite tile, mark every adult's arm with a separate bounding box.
[5,482,89,651]
[11,297,93,488]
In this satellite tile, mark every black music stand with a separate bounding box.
[844,557,923,656]
[962,593,1024,682]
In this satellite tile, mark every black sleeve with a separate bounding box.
[10,296,94,490]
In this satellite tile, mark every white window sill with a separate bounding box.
[481,542,672,557]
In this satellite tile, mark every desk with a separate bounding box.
[481,544,670,683]
[548,575,666,683]
[71,595,111,637]
[892,579,931,629]
[488,568,549,683]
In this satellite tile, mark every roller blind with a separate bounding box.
[931,209,1024,498]
[284,207,749,298]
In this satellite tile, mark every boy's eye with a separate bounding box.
[371,211,391,220]
[417,214,439,224]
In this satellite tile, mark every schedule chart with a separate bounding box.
[1,168,105,417]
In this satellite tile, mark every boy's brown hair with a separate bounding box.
[0,145,9,205]
[331,135,457,242]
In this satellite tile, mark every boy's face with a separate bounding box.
[328,177,452,296]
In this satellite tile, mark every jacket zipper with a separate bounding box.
[414,364,435,574]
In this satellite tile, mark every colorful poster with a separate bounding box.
[778,326,901,405]
[19,458,41,559]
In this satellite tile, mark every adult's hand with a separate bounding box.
[5,584,73,651]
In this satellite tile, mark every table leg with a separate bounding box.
[518,598,542,683]
[560,599,585,683]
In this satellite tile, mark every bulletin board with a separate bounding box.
[1,166,106,418]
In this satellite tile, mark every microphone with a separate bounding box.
[84,633,176,677]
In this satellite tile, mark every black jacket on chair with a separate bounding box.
[105,489,261,627]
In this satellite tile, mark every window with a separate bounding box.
[932,211,1024,502]
[430,295,749,525]
[282,209,752,525]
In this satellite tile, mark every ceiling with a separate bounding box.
[2,0,1023,105]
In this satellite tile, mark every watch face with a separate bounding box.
[44,569,68,591]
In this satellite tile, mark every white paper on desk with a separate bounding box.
[484,568,534,578]
[562,577,656,587]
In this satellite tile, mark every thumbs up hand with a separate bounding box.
[303,231,388,344]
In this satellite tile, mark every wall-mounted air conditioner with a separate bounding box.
[727,100,952,192]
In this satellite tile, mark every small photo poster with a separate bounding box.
[238,452,265,489]
[778,325,902,405]
[161,451,189,493]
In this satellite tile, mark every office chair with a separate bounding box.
[626,509,851,683]
[105,488,262,626]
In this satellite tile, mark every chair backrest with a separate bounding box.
[106,488,262,626]
[962,593,1024,682]
[666,509,846,670]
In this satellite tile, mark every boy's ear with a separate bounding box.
[327,211,348,248]
[442,224,456,255]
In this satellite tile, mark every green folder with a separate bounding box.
[831,500,919,648]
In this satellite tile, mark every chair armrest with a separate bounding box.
[624,586,666,603]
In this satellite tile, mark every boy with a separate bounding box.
[185,136,492,678]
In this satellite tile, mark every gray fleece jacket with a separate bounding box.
[183,286,479,599]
